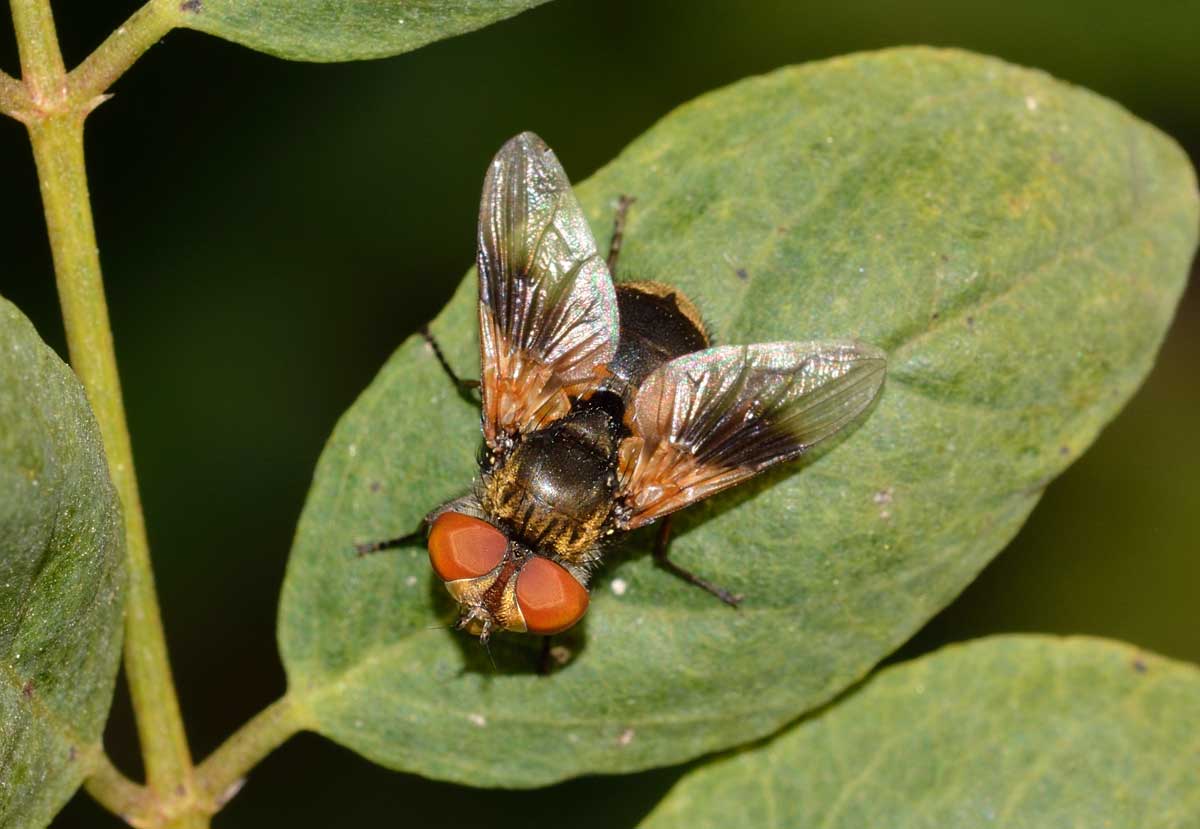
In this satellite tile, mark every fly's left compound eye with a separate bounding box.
[427,512,507,582]
[515,557,589,635]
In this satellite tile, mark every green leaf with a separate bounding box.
[278,48,1199,786]
[640,636,1200,828]
[0,298,125,828]
[175,0,555,62]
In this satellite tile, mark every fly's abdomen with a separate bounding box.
[605,282,710,399]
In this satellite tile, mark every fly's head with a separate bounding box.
[426,511,590,644]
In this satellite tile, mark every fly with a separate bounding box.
[357,132,887,648]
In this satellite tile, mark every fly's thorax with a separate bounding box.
[480,415,620,565]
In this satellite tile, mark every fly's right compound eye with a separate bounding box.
[427,512,507,581]
[514,557,589,635]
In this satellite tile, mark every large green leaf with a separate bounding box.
[278,48,1199,786]
[641,636,1200,828]
[175,0,554,62]
[0,298,125,827]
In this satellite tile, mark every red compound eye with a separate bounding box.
[515,558,589,634]
[427,512,506,582]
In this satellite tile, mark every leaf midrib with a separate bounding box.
[890,188,1193,364]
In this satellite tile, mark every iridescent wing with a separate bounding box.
[477,132,619,447]
[617,341,886,529]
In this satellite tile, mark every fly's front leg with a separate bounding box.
[652,515,743,608]
[420,324,480,398]
[357,497,475,558]
[606,195,636,274]
[354,524,426,557]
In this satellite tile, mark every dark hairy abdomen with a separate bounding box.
[605,284,709,399]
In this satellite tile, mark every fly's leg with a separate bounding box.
[652,515,743,608]
[606,195,636,274]
[359,325,472,553]
[354,525,425,557]
[537,635,553,675]
[420,325,479,398]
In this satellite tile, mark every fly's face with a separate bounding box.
[426,511,589,642]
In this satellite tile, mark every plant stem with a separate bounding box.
[13,1,300,822]
[9,0,65,106]
[29,114,203,829]
[0,69,30,117]
[195,695,308,810]
[84,754,153,827]
[28,111,205,829]
[69,0,177,105]
[14,0,200,824]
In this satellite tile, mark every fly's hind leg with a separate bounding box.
[652,515,743,608]
[419,324,479,400]
[606,195,636,274]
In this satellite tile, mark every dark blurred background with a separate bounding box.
[1,1,1196,826]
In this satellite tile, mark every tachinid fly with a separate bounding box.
[357,132,886,646]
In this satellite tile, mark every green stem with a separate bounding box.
[9,0,65,106]
[84,754,153,827]
[28,111,202,827]
[12,1,299,822]
[14,1,200,824]
[195,696,308,810]
[29,112,205,829]
[69,0,177,105]
[0,69,30,118]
